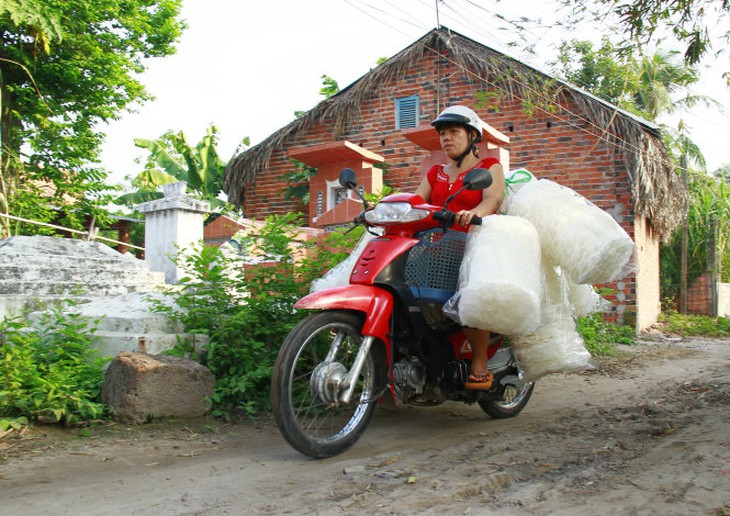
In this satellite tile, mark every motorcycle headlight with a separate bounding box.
[364,202,430,225]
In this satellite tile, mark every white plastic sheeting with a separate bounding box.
[445,215,543,336]
[309,230,379,293]
[511,261,595,382]
[567,278,606,317]
[508,179,635,285]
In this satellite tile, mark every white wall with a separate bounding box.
[718,283,730,317]
[634,216,661,332]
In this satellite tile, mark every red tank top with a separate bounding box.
[426,157,500,212]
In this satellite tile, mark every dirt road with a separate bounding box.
[1,336,729,515]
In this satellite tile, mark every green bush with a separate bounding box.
[658,311,730,336]
[577,313,635,356]
[158,213,362,417]
[0,306,108,427]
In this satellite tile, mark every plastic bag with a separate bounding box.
[310,230,379,293]
[444,215,543,336]
[566,277,610,317]
[511,261,594,382]
[508,179,635,285]
[499,168,536,214]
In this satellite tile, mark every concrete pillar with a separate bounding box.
[136,182,211,284]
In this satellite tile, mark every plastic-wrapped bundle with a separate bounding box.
[508,179,635,285]
[446,215,542,335]
[567,278,604,317]
[499,168,536,214]
[310,231,378,293]
[511,262,594,382]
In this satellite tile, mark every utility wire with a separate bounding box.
[343,0,649,156]
[343,0,418,39]
[418,39,644,155]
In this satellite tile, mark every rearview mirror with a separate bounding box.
[339,168,357,190]
[463,168,493,190]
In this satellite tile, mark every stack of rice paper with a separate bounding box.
[445,215,543,336]
[511,261,594,381]
[450,170,632,380]
[508,179,635,285]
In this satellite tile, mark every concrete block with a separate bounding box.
[102,352,215,424]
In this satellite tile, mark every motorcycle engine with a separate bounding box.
[440,360,470,392]
[392,357,426,395]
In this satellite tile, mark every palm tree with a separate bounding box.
[630,51,702,119]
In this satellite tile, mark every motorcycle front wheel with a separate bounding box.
[271,310,387,459]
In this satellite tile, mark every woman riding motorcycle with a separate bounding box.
[414,105,506,390]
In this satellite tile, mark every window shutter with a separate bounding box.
[396,96,419,129]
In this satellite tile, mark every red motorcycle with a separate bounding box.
[271,167,535,458]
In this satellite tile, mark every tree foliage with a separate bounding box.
[116,125,246,212]
[559,0,730,70]
[156,214,364,416]
[661,170,730,301]
[556,38,710,121]
[0,0,185,237]
[319,74,340,98]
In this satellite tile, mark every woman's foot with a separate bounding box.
[465,371,493,390]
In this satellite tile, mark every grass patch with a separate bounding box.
[657,311,730,337]
[577,313,635,357]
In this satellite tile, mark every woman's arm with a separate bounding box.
[473,162,505,216]
[414,175,433,203]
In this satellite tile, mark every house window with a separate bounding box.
[317,191,323,216]
[334,187,348,205]
[396,95,419,129]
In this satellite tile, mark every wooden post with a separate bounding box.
[680,156,688,314]
[708,217,718,317]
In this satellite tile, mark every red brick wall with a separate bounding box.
[677,272,715,315]
[240,52,639,324]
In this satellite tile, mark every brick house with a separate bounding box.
[223,27,684,332]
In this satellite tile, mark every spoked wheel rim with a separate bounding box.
[494,380,534,410]
[273,311,386,457]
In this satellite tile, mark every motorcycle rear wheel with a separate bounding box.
[478,375,535,419]
[271,310,387,458]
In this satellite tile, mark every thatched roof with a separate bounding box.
[224,27,684,238]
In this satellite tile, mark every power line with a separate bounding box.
[343,0,419,39]
[341,0,653,157]
[417,38,645,156]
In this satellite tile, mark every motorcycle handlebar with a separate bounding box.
[351,209,482,229]
[433,210,482,227]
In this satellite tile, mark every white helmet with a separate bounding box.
[431,106,483,142]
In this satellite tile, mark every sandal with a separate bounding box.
[465,371,494,391]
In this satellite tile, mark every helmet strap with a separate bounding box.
[456,147,471,168]
[455,133,478,168]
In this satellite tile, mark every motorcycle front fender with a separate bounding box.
[295,285,393,343]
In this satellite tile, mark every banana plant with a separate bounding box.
[116,125,246,212]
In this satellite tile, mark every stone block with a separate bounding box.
[102,352,215,424]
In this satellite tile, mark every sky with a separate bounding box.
[99,0,730,187]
